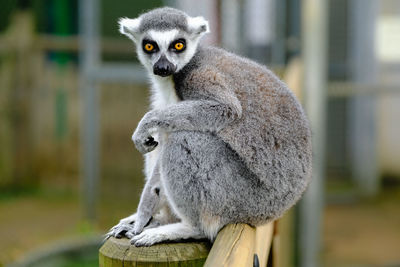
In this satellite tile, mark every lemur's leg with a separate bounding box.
[137,133,179,228]
[126,158,180,238]
[107,160,162,239]
[131,221,205,246]
[107,155,180,240]
[132,160,163,234]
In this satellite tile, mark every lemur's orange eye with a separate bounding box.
[144,43,154,52]
[174,42,184,51]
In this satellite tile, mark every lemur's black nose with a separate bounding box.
[153,55,176,77]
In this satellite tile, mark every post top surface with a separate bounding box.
[100,237,211,264]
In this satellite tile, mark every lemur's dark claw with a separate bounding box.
[145,137,158,147]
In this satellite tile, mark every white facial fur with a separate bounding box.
[138,30,179,73]
[135,29,203,75]
[119,15,209,76]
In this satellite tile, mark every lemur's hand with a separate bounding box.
[105,213,137,240]
[132,131,158,154]
[105,213,161,241]
[132,111,159,154]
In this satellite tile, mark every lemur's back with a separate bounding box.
[174,46,312,208]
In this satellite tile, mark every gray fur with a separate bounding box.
[138,7,188,33]
[108,7,312,246]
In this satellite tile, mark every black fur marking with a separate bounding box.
[142,39,159,54]
[154,187,160,196]
[144,216,153,228]
[145,136,158,148]
[169,38,186,53]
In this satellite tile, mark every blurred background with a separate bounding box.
[0,0,399,266]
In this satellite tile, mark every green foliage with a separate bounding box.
[32,0,78,34]
[75,220,97,236]
[59,258,98,267]
[0,0,17,32]
[0,185,40,202]
[101,0,164,37]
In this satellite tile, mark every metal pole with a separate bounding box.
[272,0,286,66]
[244,0,276,63]
[348,0,379,196]
[220,0,242,53]
[79,0,100,222]
[299,0,328,266]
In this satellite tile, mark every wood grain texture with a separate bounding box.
[255,223,274,267]
[99,237,211,267]
[204,222,274,267]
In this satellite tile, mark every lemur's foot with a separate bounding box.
[105,213,137,239]
[130,227,166,246]
[131,222,205,247]
[126,219,160,238]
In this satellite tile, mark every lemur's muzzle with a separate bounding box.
[153,55,176,77]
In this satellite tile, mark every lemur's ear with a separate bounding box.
[119,17,141,42]
[187,16,210,38]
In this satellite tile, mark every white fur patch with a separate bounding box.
[148,30,179,52]
[119,17,141,42]
[131,222,204,246]
[144,148,160,181]
[200,211,222,240]
[143,75,178,182]
[150,75,179,110]
[187,16,210,35]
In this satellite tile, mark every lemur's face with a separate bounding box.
[137,30,196,76]
[118,8,209,77]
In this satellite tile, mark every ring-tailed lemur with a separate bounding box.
[107,7,312,246]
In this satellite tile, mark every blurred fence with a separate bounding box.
[0,11,146,199]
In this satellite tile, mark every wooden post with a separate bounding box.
[204,223,274,267]
[99,237,211,266]
[99,222,275,266]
